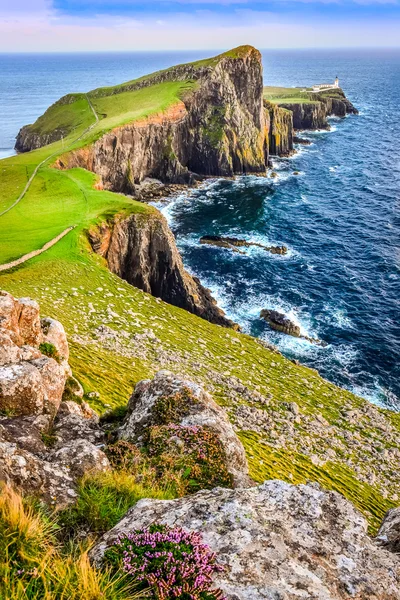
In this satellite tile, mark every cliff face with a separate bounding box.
[280,89,358,131]
[52,47,268,192]
[89,211,238,329]
[264,102,294,156]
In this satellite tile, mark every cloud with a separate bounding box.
[0,0,399,50]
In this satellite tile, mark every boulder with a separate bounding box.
[0,358,65,417]
[53,402,102,448]
[0,414,50,454]
[18,298,42,346]
[91,481,400,599]
[0,441,77,507]
[260,309,301,337]
[376,507,400,553]
[41,317,70,372]
[119,370,250,487]
[0,290,68,418]
[50,439,110,480]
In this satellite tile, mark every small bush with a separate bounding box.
[104,524,226,600]
[39,342,60,363]
[105,440,142,471]
[152,388,196,426]
[146,424,233,493]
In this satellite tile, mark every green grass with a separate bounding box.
[264,86,317,104]
[0,485,141,600]
[60,471,176,538]
[27,94,94,136]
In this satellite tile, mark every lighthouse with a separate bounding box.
[335,76,339,88]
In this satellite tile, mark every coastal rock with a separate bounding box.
[376,507,400,553]
[200,235,287,255]
[265,101,294,156]
[119,370,250,487]
[260,309,301,337]
[91,480,400,599]
[279,89,358,131]
[89,212,239,329]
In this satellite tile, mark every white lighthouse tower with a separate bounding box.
[335,76,339,88]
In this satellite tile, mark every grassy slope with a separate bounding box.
[0,49,399,533]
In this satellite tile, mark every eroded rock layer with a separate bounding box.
[88,212,238,329]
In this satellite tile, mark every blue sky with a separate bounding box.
[1,0,400,51]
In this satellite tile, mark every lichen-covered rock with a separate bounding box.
[18,298,42,346]
[91,481,400,599]
[0,291,41,346]
[0,290,68,418]
[50,439,110,480]
[0,441,77,507]
[53,401,102,448]
[0,414,50,454]
[376,507,400,553]
[119,370,250,487]
[0,358,65,417]
[41,317,69,362]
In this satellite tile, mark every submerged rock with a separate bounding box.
[91,480,400,599]
[200,235,287,255]
[260,309,301,337]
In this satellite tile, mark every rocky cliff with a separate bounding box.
[264,101,294,156]
[280,89,358,130]
[26,47,269,191]
[88,211,238,329]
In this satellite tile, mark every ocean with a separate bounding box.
[0,49,399,408]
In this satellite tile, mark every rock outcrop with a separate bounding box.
[0,291,67,418]
[91,480,400,599]
[119,370,250,488]
[89,211,238,329]
[280,89,358,131]
[200,235,287,255]
[376,507,400,553]
[0,290,110,506]
[265,101,294,156]
[260,309,301,337]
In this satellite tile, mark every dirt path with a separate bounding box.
[0,95,99,219]
[0,227,74,273]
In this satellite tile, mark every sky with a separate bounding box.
[1,0,400,52]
